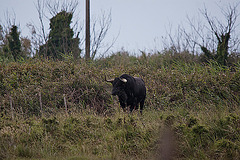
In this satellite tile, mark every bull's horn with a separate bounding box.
[106,79,114,83]
[105,75,114,83]
[120,78,127,83]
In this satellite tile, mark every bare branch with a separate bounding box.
[35,0,47,44]
[90,10,115,59]
[46,0,78,16]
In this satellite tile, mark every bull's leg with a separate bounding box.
[118,94,127,112]
[140,100,145,115]
[120,101,127,112]
[130,105,134,112]
[130,100,138,113]
[135,103,139,110]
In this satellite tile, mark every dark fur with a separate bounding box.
[109,74,146,114]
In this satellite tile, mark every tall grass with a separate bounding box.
[0,51,240,159]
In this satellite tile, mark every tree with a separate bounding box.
[39,11,81,60]
[186,3,239,65]
[7,25,22,61]
[0,25,3,44]
[90,11,116,59]
[21,37,32,57]
[163,3,240,65]
[33,0,115,60]
[200,4,239,65]
[1,11,31,61]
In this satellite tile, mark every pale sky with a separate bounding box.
[0,0,239,55]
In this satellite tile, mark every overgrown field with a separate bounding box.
[0,52,240,159]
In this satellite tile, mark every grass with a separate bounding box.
[0,109,161,159]
[0,51,240,159]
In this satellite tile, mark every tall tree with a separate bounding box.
[200,4,238,65]
[39,11,80,60]
[185,4,239,65]
[7,25,22,61]
[34,0,114,60]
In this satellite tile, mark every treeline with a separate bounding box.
[0,0,114,62]
[0,1,240,65]
[0,11,81,61]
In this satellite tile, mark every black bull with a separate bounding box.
[106,74,146,114]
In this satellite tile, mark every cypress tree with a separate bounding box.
[40,11,80,60]
[8,25,22,61]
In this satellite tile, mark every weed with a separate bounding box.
[0,52,239,159]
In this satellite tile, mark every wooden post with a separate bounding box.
[63,94,68,115]
[85,0,90,61]
[10,96,14,119]
[39,91,43,116]
[2,100,5,115]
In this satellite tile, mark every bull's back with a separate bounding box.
[134,77,146,98]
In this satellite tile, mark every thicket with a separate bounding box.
[39,11,81,60]
[0,1,239,159]
[0,51,240,159]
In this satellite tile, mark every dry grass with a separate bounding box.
[0,51,240,159]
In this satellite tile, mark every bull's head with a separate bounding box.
[105,76,127,96]
[105,75,127,83]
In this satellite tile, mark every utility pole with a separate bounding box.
[85,0,90,61]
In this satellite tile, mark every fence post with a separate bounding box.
[39,91,43,117]
[63,94,68,115]
[10,95,14,120]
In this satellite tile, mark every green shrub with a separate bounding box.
[0,52,239,159]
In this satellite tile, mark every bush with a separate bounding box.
[0,59,112,116]
[0,51,239,159]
